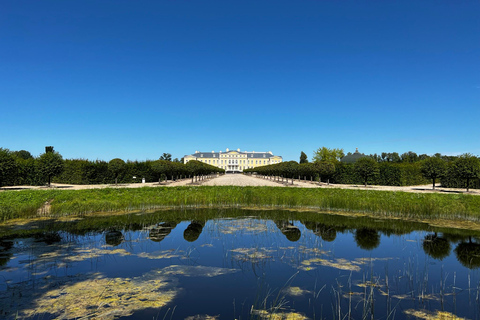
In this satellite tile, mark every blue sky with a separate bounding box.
[1,0,479,162]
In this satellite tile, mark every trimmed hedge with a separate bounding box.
[332,162,428,186]
[441,163,480,189]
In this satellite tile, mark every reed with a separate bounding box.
[1,186,480,222]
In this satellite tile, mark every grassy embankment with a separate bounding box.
[1,186,480,222]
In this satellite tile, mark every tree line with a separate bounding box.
[244,147,480,191]
[0,147,223,187]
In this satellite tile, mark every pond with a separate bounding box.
[1,208,480,319]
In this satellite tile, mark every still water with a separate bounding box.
[1,209,480,319]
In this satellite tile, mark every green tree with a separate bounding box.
[0,148,16,188]
[37,151,64,187]
[313,147,344,163]
[315,161,335,183]
[299,151,308,164]
[160,153,172,161]
[354,157,379,187]
[151,160,169,183]
[401,151,419,163]
[452,154,480,192]
[108,158,126,185]
[381,152,401,163]
[12,150,33,160]
[421,157,447,190]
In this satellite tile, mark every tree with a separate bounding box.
[354,157,379,187]
[401,151,419,163]
[160,153,172,161]
[108,158,126,185]
[315,161,335,183]
[381,152,401,163]
[299,151,308,164]
[421,157,447,190]
[452,154,480,192]
[37,151,64,187]
[12,150,33,160]
[313,147,344,163]
[0,148,16,188]
[151,160,168,183]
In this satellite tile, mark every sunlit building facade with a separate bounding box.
[184,148,283,173]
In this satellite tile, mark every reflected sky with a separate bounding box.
[1,209,480,319]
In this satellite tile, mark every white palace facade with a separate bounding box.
[184,148,283,173]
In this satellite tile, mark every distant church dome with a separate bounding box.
[341,148,366,163]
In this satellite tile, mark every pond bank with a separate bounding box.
[1,186,480,224]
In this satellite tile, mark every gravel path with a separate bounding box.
[201,174,281,187]
[2,174,479,196]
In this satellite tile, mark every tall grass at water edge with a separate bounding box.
[1,186,480,222]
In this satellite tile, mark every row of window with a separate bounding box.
[185,159,280,165]
[200,154,270,158]
[198,159,273,165]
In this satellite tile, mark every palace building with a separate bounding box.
[184,148,283,173]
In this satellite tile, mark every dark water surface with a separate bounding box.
[1,209,480,319]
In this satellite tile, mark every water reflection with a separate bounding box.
[0,239,13,266]
[184,221,205,242]
[455,238,480,269]
[274,220,301,242]
[303,222,338,242]
[1,209,480,319]
[149,222,177,242]
[422,233,451,260]
[354,228,380,250]
[34,232,62,245]
[105,230,124,246]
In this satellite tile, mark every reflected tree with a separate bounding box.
[422,233,451,260]
[455,239,480,269]
[184,221,205,242]
[275,221,301,242]
[443,233,471,244]
[149,222,178,242]
[105,230,124,247]
[354,228,380,250]
[0,239,13,267]
[303,222,337,242]
[34,232,62,245]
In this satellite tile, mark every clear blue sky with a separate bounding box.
[1,0,479,162]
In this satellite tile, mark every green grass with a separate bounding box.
[1,186,480,222]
